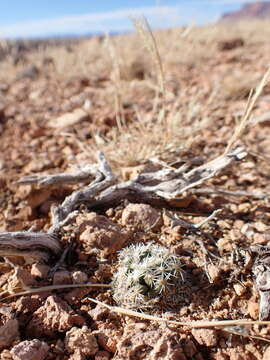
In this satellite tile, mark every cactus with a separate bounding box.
[112,242,184,310]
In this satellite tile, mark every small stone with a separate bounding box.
[254,222,268,233]
[53,270,72,285]
[253,233,267,245]
[214,351,230,360]
[95,330,118,353]
[68,351,86,360]
[0,349,12,360]
[77,212,129,256]
[217,237,233,252]
[10,339,49,360]
[48,108,89,128]
[31,264,50,279]
[207,264,221,284]
[234,220,244,230]
[95,351,111,360]
[6,268,36,294]
[238,202,250,213]
[65,326,98,356]
[15,296,42,313]
[26,188,52,209]
[217,220,231,229]
[240,223,250,235]
[263,345,270,360]
[26,295,85,337]
[248,299,259,319]
[233,283,246,296]
[71,271,88,284]
[24,158,52,173]
[89,305,110,321]
[122,203,163,231]
[0,319,19,350]
[229,229,241,241]
[191,328,218,347]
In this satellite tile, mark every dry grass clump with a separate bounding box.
[87,86,210,169]
[221,73,260,101]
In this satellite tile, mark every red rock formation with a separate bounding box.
[220,1,270,22]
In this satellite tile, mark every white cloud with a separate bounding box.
[0,6,183,39]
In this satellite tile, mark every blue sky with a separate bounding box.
[0,0,263,38]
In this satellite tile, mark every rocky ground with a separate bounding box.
[1,21,270,359]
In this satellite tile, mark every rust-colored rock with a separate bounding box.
[191,328,218,347]
[77,212,129,256]
[116,324,188,360]
[263,346,270,360]
[0,319,19,350]
[30,264,50,279]
[68,351,86,360]
[10,339,49,360]
[53,270,72,285]
[65,326,99,356]
[94,351,111,360]
[25,188,52,209]
[220,2,270,22]
[26,295,84,337]
[95,329,119,354]
[121,203,163,231]
[71,271,88,284]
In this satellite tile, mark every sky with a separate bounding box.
[0,0,266,39]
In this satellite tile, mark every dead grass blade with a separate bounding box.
[104,34,125,132]
[225,66,270,154]
[84,297,270,342]
[2,284,270,342]
[131,16,166,113]
[0,283,110,300]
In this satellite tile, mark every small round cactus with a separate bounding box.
[112,242,184,310]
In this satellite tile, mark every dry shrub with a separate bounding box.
[221,73,260,100]
[89,90,210,169]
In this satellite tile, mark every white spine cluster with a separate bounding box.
[112,242,184,310]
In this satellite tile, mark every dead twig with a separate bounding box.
[0,148,246,262]
[193,187,267,200]
[0,283,111,300]
[163,209,220,257]
[17,164,99,187]
[252,244,270,320]
[0,232,60,262]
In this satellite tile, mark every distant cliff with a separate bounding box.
[220,2,270,22]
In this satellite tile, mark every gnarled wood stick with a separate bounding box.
[0,147,246,261]
[0,232,60,262]
[76,147,247,208]
[17,165,99,187]
[20,148,246,233]
[49,152,116,231]
[252,245,270,320]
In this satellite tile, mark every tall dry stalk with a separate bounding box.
[104,34,125,132]
[131,16,167,128]
[225,66,270,154]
